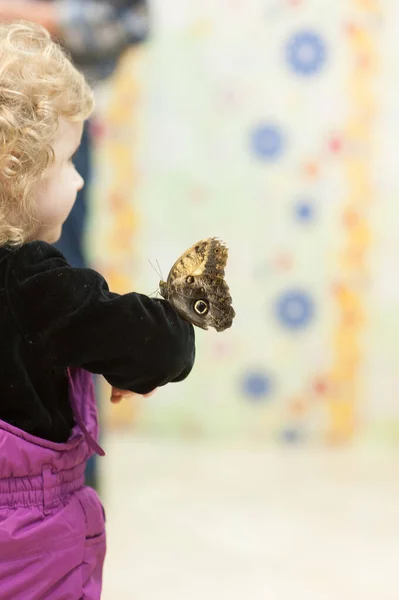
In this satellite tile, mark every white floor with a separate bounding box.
[101,436,399,600]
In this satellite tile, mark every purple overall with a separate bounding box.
[0,368,106,599]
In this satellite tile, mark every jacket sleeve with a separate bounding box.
[6,242,195,394]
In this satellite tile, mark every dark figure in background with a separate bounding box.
[0,0,149,486]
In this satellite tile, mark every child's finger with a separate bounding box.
[110,394,122,404]
[110,387,132,403]
[110,387,156,402]
[110,391,124,403]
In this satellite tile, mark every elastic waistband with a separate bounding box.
[0,462,86,512]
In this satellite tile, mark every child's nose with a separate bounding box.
[76,172,84,191]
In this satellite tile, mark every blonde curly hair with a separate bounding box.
[0,21,94,246]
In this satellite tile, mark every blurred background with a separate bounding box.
[83,0,399,597]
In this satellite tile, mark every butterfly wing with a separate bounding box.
[160,238,235,332]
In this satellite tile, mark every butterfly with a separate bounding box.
[159,238,235,332]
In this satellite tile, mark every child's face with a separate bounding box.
[33,118,84,244]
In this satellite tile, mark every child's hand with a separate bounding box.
[110,387,156,403]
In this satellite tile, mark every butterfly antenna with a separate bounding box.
[148,259,162,279]
[156,258,164,281]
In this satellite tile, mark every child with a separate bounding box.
[0,21,195,599]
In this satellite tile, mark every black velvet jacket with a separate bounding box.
[0,242,195,443]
